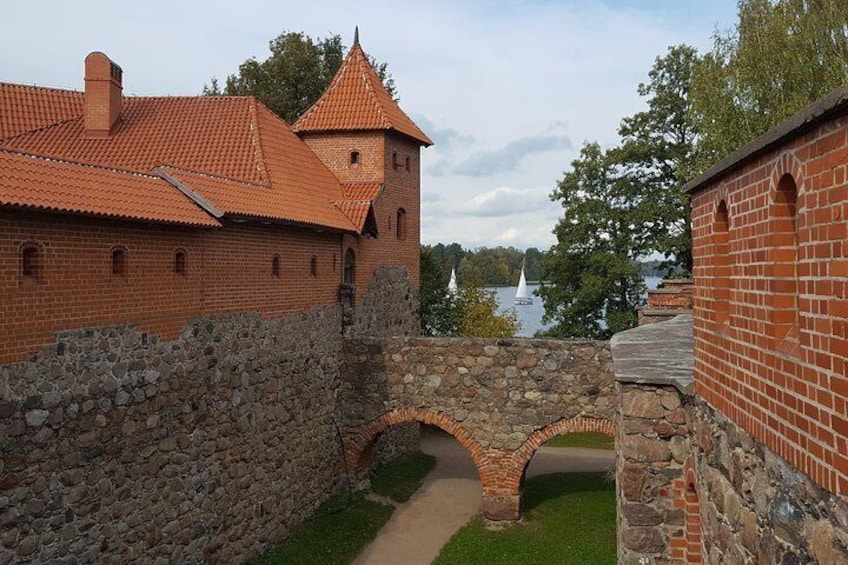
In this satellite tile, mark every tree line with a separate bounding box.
[423,243,544,287]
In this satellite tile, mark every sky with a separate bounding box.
[1,0,739,251]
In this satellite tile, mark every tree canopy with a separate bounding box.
[424,243,543,287]
[203,31,397,124]
[692,0,848,168]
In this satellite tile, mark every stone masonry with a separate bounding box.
[340,336,616,520]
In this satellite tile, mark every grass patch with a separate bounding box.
[248,493,393,565]
[543,432,614,450]
[434,472,616,565]
[371,451,437,502]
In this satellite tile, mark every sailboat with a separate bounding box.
[514,260,533,305]
[447,267,458,294]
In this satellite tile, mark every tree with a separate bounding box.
[455,286,521,338]
[204,31,397,124]
[540,46,699,338]
[692,0,848,169]
[539,143,647,339]
[420,248,458,336]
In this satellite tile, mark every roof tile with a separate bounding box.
[0,149,220,227]
[293,45,433,146]
[0,83,83,139]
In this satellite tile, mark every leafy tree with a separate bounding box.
[420,248,458,336]
[539,143,647,339]
[692,0,848,168]
[204,31,397,124]
[455,286,520,338]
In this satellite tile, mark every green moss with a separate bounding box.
[543,432,614,450]
[434,472,616,565]
[371,451,437,503]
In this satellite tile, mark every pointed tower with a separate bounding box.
[294,32,431,291]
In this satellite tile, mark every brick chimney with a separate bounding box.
[84,52,123,138]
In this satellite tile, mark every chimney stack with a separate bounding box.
[84,52,123,138]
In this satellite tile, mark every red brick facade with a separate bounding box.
[689,111,848,498]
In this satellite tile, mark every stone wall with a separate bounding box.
[340,336,614,451]
[690,400,848,564]
[616,382,691,564]
[0,306,345,564]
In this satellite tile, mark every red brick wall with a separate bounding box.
[1,210,344,363]
[690,115,848,498]
[302,131,422,291]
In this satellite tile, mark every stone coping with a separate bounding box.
[610,314,694,395]
[639,308,693,315]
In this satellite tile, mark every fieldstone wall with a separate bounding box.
[690,400,848,564]
[340,337,614,451]
[0,306,345,564]
[616,382,691,564]
[347,266,422,465]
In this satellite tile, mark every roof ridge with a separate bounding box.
[0,147,162,179]
[355,49,394,129]
[0,81,82,95]
[293,51,350,129]
[248,100,273,186]
[159,163,271,188]
[0,115,82,144]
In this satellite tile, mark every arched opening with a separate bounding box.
[714,200,730,325]
[20,243,41,281]
[771,173,799,343]
[174,249,187,276]
[684,476,703,563]
[271,254,280,278]
[343,248,356,285]
[111,247,126,278]
[396,208,407,240]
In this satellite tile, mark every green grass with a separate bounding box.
[371,451,437,502]
[543,432,615,450]
[434,472,617,565]
[248,493,393,565]
[250,451,436,564]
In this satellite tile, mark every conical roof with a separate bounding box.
[293,42,432,146]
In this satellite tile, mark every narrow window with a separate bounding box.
[771,173,799,341]
[392,151,399,170]
[333,253,337,272]
[405,156,410,171]
[310,255,318,277]
[111,247,127,278]
[174,249,187,276]
[272,255,281,278]
[21,244,40,280]
[396,208,407,240]
[714,201,730,325]
[344,249,356,285]
[350,151,360,166]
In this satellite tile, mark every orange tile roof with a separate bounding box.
[0,83,83,139]
[334,201,374,233]
[293,45,433,146]
[1,89,372,233]
[0,149,220,227]
[3,96,269,184]
[342,181,383,201]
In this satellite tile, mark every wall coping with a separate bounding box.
[610,314,694,395]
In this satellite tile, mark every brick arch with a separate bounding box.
[342,408,488,476]
[508,416,616,483]
[770,150,806,197]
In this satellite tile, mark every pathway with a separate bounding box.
[352,429,615,565]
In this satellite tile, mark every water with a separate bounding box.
[486,277,663,338]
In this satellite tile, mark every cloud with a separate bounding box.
[413,115,476,149]
[462,186,553,218]
[453,134,572,177]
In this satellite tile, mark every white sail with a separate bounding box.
[448,267,458,294]
[514,259,533,305]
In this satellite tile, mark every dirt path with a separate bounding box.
[352,431,614,565]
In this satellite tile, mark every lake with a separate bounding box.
[486,276,663,337]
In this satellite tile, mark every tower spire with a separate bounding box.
[353,26,360,47]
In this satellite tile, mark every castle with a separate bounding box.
[1,36,847,565]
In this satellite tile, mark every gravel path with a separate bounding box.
[352,430,615,565]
